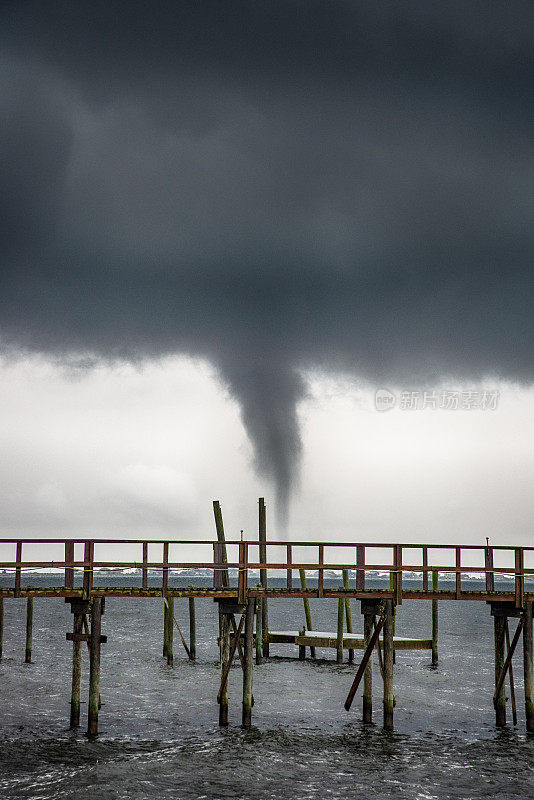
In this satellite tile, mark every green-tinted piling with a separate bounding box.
[219,611,230,726]
[299,569,315,658]
[87,597,102,737]
[336,598,344,663]
[342,570,354,663]
[242,599,255,728]
[255,599,262,665]
[383,600,394,731]
[432,570,439,666]
[70,611,83,727]
[25,597,33,663]
[524,601,534,732]
[188,598,196,660]
[166,597,174,666]
[363,611,374,723]
[494,614,507,727]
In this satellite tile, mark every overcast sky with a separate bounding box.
[1,2,534,548]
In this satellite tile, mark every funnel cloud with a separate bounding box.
[1,2,534,523]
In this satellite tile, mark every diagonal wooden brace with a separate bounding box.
[345,613,385,711]
[217,611,246,703]
[493,617,524,707]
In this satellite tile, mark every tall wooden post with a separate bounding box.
[494,613,507,727]
[189,598,196,660]
[342,570,354,663]
[219,611,230,726]
[363,609,374,723]
[70,609,83,727]
[299,569,315,658]
[25,597,33,663]
[259,498,269,657]
[0,597,3,661]
[336,598,344,663]
[432,569,439,666]
[87,597,102,737]
[383,599,394,731]
[166,597,174,666]
[242,599,255,728]
[524,601,534,732]
[255,599,262,665]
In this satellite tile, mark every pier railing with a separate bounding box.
[0,539,532,604]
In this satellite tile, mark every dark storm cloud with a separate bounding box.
[1,1,534,522]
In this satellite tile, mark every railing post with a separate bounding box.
[455,547,461,599]
[393,545,402,605]
[142,542,148,589]
[485,546,495,592]
[515,548,525,609]
[83,541,93,597]
[286,544,292,589]
[318,545,324,598]
[422,546,429,591]
[15,541,22,597]
[162,542,169,593]
[238,542,248,605]
[213,543,223,589]
[65,541,74,589]
[356,545,365,591]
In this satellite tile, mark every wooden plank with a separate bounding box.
[286,544,292,589]
[238,542,248,605]
[485,546,495,592]
[213,501,230,587]
[515,548,524,609]
[456,547,461,599]
[394,545,402,605]
[162,542,169,592]
[83,541,93,596]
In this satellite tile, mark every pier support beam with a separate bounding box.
[219,611,230,726]
[255,599,262,665]
[87,597,102,737]
[242,599,255,728]
[342,571,354,663]
[336,598,344,663]
[163,598,169,658]
[524,601,534,732]
[363,609,374,723]
[166,597,174,666]
[432,570,439,666]
[259,498,269,657]
[383,599,394,731]
[25,597,33,663]
[189,598,196,661]
[494,613,507,727]
[70,608,83,727]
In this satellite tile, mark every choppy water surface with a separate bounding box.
[1,576,533,799]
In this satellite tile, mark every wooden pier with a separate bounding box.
[1,499,533,735]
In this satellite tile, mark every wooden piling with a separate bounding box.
[25,597,33,663]
[259,498,269,657]
[432,569,439,666]
[0,597,3,661]
[383,599,394,731]
[219,611,230,726]
[188,598,196,660]
[87,597,102,737]
[342,570,354,663]
[494,613,507,727]
[242,599,255,728]
[163,598,169,658]
[299,569,315,658]
[166,597,174,666]
[524,601,534,732]
[70,610,83,727]
[255,599,262,665]
[363,610,373,723]
[336,598,344,664]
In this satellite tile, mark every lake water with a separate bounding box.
[1,575,533,799]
